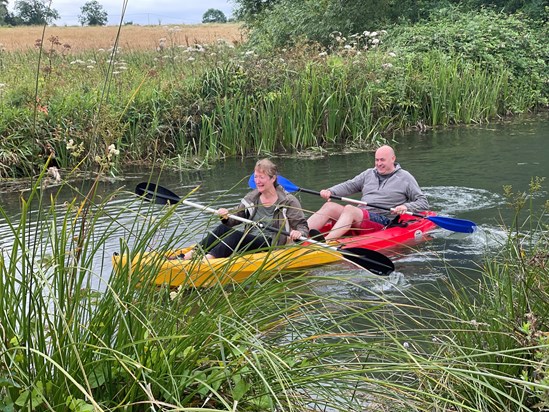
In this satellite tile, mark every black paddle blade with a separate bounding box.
[135,182,181,205]
[338,247,395,276]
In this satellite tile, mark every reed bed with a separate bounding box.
[1,16,545,179]
[0,172,548,410]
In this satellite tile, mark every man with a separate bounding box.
[307,145,429,240]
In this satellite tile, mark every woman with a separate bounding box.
[183,158,308,260]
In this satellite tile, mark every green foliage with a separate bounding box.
[232,0,279,21]
[236,0,549,51]
[0,0,8,25]
[78,0,108,26]
[434,178,549,410]
[385,8,549,111]
[1,169,549,410]
[0,13,547,178]
[202,8,228,23]
[13,0,59,25]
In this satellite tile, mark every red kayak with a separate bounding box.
[319,212,438,252]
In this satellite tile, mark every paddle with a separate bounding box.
[248,174,477,234]
[135,182,395,276]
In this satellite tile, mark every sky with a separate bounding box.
[8,0,235,26]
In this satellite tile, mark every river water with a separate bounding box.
[1,113,547,296]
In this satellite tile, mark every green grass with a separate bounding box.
[1,14,546,179]
[1,172,548,410]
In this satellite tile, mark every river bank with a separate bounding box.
[0,10,547,180]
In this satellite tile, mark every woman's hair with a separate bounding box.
[255,158,277,177]
[254,158,278,185]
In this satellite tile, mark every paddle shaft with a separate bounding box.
[298,187,417,216]
[182,199,343,250]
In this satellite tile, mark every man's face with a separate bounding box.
[374,149,396,175]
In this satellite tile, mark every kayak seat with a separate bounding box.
[308,229,326,242]
[385,216,408,229]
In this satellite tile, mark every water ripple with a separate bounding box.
[424,186,504,214]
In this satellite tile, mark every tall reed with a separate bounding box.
[2,173,549,410]
[1,34,538,177]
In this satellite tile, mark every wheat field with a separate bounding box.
[0,23,245,52]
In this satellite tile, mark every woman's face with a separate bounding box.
[253,169,275,192]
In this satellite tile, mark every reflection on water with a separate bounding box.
[0,113,547,295]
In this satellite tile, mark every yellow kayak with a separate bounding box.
[112,244,342,288]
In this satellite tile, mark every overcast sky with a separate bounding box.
[9,0,235,26]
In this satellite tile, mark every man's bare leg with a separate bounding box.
[307,202,345,231]
[325,205,364,240]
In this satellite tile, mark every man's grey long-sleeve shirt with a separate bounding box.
[328,163,429,216]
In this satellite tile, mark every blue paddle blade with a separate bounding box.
[426,216,477,233]
[248,174,300,192]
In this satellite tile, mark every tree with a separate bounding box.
[202,8,227,23]
[0,0,8,25]
[78,0,108,26]
[232,0,279,21]
[14,0,59,25]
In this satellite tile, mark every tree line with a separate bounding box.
[231,0,548,49]
[0,0,231,26]
[0,0,108,26]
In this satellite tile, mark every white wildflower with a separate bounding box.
[372,38,380,45]
[318,51,328,57]
[187,56,195,61]
[344,44,352,49]
[108,144,119,157]
[47,166,61,183]
[388,52,397,57]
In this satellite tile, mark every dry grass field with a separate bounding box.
[0,23,245,52]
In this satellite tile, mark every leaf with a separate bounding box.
[66,395,95,412]
[0,378,19,389]
[87,368,106,389]
[231,376,250,401]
